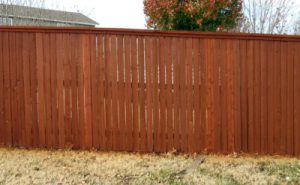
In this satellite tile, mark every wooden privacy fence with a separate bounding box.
[0,27,300,156]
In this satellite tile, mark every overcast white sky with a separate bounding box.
[44,0,146,29]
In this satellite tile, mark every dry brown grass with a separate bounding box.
[0,148,299,185]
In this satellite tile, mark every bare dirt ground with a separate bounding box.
[0,148,299,185]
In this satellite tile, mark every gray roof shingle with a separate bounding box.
[0,4,98,26]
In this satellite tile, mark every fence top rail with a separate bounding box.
[1,26,300,42]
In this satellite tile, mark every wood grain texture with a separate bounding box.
[145,37,153,152]
[117,35,126,151]
[260,41,268,154]
[173,37,180,151]
[124,35,132,151]
[166,37,173,152]
[294,42,300,156]
[0,32,5,146]
[138,36,146,152]
[98,34,106,150]
[131,36,139,152]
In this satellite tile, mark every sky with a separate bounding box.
[44,0,147,29]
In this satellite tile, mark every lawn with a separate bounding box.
[0,148,299,185]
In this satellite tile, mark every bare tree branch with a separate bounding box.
[235,0,298,34]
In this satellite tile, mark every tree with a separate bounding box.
[235,0,298,34]
[143,0,242,32]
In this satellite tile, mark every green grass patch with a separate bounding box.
[198,167,210,176]
[216,174,240,185]
[149,169,185,185]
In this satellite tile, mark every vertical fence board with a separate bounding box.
[145,37,153,152]
[193,38,201,153]
[9,33,17,146]
[104,35,112,150]
[0,32,4,145]
[205,39,216,152]
[253,40,261,153]
[117,35,125,151]
[131,36,139,151]
[8,33,15,146]
[199,39,206,152]
[29,33,38,148]
[36,33,46,147]
[233,40,241,153]
[55,34,64,148]
[173,37,180,151]
[286,42,294,155]
[220,40,228,153]
[176,37,182,151]
[3,32,12,146]
[70,34,80,149]
[44,34,52,148]
[111,35,119,151]
[77,35,85,148]
[267,41,275,154]
[226,39,236,153]
[247,40,254,153]
[62,34,69,147]
[152,37,160,152]
[274,42,282,155]
[83,34,93,149]
[98,34,106,150]
[159,37,167,152]
[213,39,221,153]
[49,34,58,148]
[15,33,23,147]
[138,36,146,152]
[260,41,268,154]
[226,39,234,153]
[294,42,300,156]
[69,35,75,147]
[90,34,99,149]
[18,33,26,148]
[166,37,173,151]
[22,33,33,147]
[280,41,287,155]
[186,38,193,153]
[214,40,221,152]
[124,35,132,151]
[239,40,248,153]
[65,34,73,147]
[180,38,187,152]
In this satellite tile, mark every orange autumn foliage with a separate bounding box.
[144,0,242,31]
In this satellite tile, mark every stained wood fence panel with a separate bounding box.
[1,27,300,156]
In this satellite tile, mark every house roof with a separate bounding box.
[0,4,98,26]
